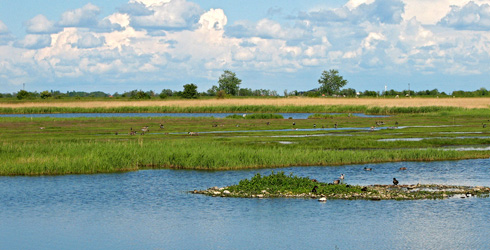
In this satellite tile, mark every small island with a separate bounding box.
[191,171,490,201]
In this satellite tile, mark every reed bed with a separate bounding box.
[1,97,490,109]
[1,139,489,175]
[0,105,480,115]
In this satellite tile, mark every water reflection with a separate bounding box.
[1,159,490,249]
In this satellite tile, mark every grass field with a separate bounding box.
[1,107,489,175]
[1,97,489,109]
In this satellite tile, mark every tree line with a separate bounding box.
[3,69,489,100]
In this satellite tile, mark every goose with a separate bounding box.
[311,186,318,193]
[364,167,372,171]
[393,178,399,186]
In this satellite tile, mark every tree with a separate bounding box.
[218,70,241,96]
[16,90,30,100]
[159,89,173,99]
[182,83,198,99]
[318,69,348,96]
[40,90,52,99]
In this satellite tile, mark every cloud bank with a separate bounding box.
[1,0,490,92]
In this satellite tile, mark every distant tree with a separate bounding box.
[16,90,31,100]
[218,70,241,96]
[318,69,348,96]
[182,83,198,99]
[216,90,226,99]
[207,85,219,96]
[40,90,52,99]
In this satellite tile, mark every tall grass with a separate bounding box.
[1,139,488,175]
[2,105,487,115]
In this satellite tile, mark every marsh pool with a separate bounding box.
[1,159,490,250]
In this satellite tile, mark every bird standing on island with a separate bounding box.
[393,178,399,186]
[340,174,345,184]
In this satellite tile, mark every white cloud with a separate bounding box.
[199,8,227,30]
[25,15,59,34]
[4,0,490,92]
[438,1,490,30]
[129,0,203,30]
[59,3,101,27]
[74,33,105,48]
[0,20,9,34]
[15,34,52,49]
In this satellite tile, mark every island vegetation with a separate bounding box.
[192,171,490,200]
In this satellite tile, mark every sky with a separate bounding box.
[1,0,490,94]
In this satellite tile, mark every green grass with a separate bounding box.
[1,108,490,175]
[226,113,284,119]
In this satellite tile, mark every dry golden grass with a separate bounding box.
[1,97,489,109]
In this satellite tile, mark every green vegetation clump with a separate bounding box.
[226,113,284,119]
[226,172,361,195]
[308,113,350,119]
[197,172,490,200]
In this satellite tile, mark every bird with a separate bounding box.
[292,122,296,126]
[333,179,340,185]
[399,167,407,170]
[313,124,316,128]
[311,186,318,193]
[364,167,372,171]
[340,174,345,184]
[393,178,399,186]
[318,197,327,202]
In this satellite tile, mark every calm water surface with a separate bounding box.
[1,159,490,250]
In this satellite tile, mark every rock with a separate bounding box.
[211,186,219,190]
[257,194,264,198]
[318,197,327,202]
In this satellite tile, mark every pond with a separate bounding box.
[0,112,389,119]
[1,159,490,250]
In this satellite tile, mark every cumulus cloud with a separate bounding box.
[25,15,59,34]
[438,1,490,30]
[0,20,14,45]
[129,0,203,30]
[15,34,52,49]
[4,0,490,92]
[298,0,404,25]
[74,33,105,48]
[59,3,101,27]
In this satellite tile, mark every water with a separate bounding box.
[0,112,389,119]
[1,159,490,250]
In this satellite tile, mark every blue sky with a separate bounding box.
[1,0,490,94]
